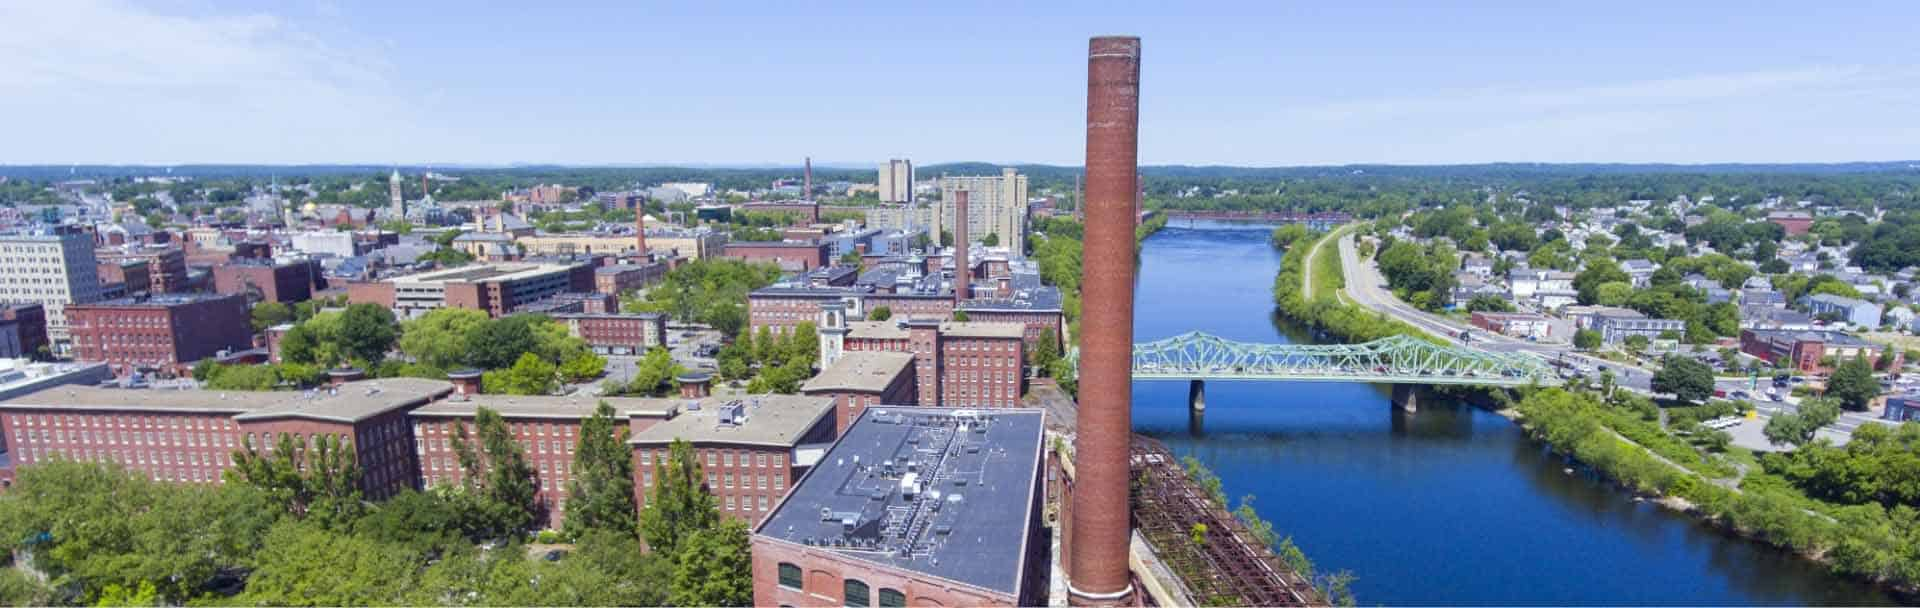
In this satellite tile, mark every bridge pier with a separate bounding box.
[1391,384,1421,413]
[1188,379,1205,412]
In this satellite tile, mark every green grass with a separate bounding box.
[1307,228,1346,302]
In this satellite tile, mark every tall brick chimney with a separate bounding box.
[1069,35,1140,606]
[953,190,970,305]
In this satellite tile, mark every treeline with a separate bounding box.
[0,404,751,606]
[1514,388,1920,594]
[622,259,783,337]
[1270,227,1436,343]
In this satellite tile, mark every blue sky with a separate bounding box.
[3,1,1917,166]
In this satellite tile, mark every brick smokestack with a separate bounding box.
[1069,35,1139,605]
[804,156,813,200]
[953,189,970,305]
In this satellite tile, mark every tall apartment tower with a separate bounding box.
[389,170,405,218]
[0,225,106,344]
[877,158,914,203]
[935,168,1029,256]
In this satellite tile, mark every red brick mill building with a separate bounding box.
[66,293,254,377]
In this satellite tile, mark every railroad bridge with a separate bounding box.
[1070,332,1557,411]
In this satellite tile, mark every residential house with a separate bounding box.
[1801,293,1882,328]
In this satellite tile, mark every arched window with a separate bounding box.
[777,563,803,590]
[843,579,870,607]
[878,588,906,608]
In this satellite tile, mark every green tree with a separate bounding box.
[227,432,365,528]
[1763,397,1842,447]
[397,308,491,371]
[1595,281,1634,307]
[1625,334,1651,352]
[667,519,754,607]
[867,306,892,321]
[466,314,541,370]
[1652,354,1715,403]
[482,353,558,395]
[1574,258,1630,305]
[337,303,398,365]
[952,310,971,322]
[1826,354,1879,411]
[1030,331,1061,373]
[558,352,609,383]
[250,301,293,332]
[784,321,819,368]
[1464,294,1513,313]
[982,232,1000,247]
[638,439,718,557]
[1573,329,1602,350]
[620,347,683,397]
[476,407,539,537]
[236,521,420,606]
[564,401,637,538]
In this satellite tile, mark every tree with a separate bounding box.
[1574,259,1630,305]
[1595,282,1634,307]
[466,314,540,370]
[336,303,398,365]
[620,347,682,397]
[476,407,539,537]
[1573,329,1602,350]
[1464,294,1513,313]
[784,321,819,368]
[558,352,608,383]
[482,353,557,395]
[1652,354,1715,403]
[397,308,491,371]
[236,521,420,606]
[1030,331,1061,373]
[867,306,892,321]
[638,439,718,557]
[564,402,637,538]
[837,250,861,267]
[668,519,754,607]
[1826,354,1879,411]
[250,301,293,332]
[1763,397,1842,447]
[952,310,971,322]
[227,432,365,528]
[1625,334,1651,352]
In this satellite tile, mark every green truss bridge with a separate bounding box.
[1071,332,1559,411]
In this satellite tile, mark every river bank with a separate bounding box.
[1263,225,1916,601]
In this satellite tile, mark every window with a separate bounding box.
[843,579,870,607]
[777,563,803,590]
[878,588,906,608]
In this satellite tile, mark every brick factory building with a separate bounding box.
[66,294,253,376]
[548,312,668,355]
[724,241,832,272]
[631,395,836,526]
[750,408,1047,608]
[96,245,188,294]
[834,319,1026,408]
[749,286,956,337]
[593,260,669,295]
[347,261,594,319]
[212,258,326,305]
[800,351,918,433]
[96,259,152,297]
[1739,329,1899,373]
[0,378,449,498]
[408,393,679,529]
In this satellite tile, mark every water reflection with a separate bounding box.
[1129,226,1893,605]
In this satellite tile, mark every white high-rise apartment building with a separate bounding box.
[878,159,914,203]
[935,168,1030,256]
[0,226,106,342]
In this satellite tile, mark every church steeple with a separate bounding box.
[389,170,405,219]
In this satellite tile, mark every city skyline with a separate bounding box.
[4,1,1919,166]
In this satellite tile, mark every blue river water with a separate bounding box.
[1128,224,1892,606]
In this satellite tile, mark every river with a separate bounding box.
[1129,223,1892,606]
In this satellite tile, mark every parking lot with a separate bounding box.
[600,325,725,386]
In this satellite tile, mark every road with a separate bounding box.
[1335,232,1892,441]
[1334,233,1657,393]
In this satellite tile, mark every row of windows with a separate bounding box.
[10,412,238,431]
[773,565,906,608]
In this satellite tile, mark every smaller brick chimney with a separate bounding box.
[447,368,484,396]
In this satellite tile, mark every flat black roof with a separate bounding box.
[756,407,1044,595]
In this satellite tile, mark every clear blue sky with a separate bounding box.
[4,1,1917,166]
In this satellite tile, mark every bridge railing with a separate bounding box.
[1071,332,1556,385]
